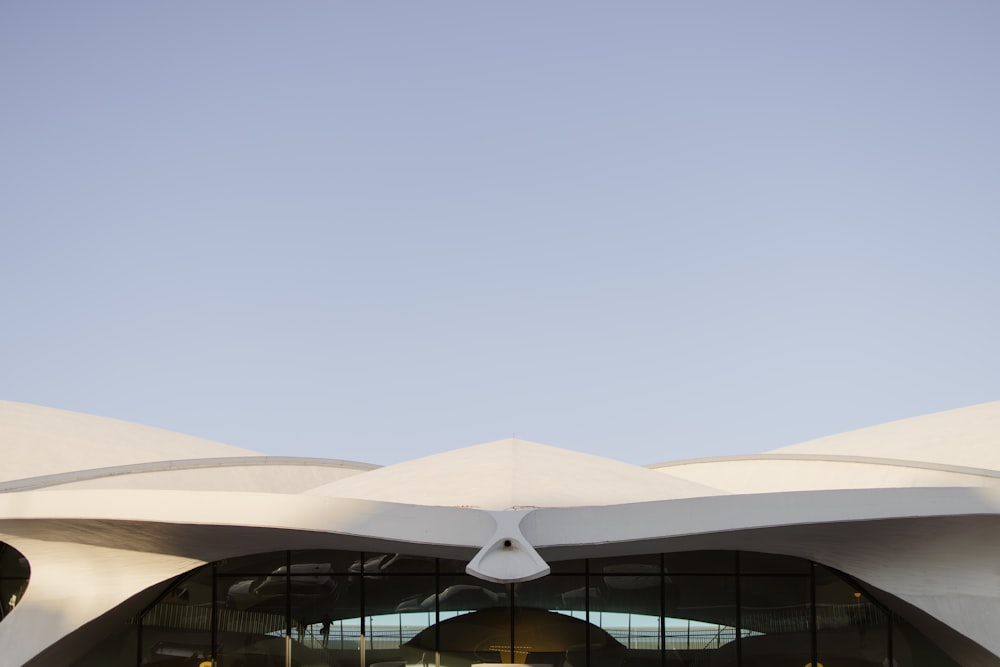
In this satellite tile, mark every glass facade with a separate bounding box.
[65,549,960,667]
[0,542,29,623]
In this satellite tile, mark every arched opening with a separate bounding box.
[0,541,30,623]
[76,550,961,667]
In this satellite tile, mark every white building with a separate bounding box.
[0,400,998,666]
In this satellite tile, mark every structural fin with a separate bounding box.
[465,510,550,583]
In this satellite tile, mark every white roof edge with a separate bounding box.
[0,456,381,493]
[522,485,1000,549]
[645,453,1000,479]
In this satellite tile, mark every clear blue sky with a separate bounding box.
[2,2,998,465]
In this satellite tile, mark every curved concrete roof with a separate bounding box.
[650,401,1000,494]
[306,438,727,509]
[770,400,1000,469]
[649,454,1000,494]
[0,456,377,494]
[1,401,1000,665]
[0,401,261,483]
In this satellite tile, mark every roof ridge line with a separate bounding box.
[646,453,1000,478]
[0,456,380,493]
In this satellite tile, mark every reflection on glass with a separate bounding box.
[0,578,27,621]
[514,575,591,667]
[215,561,289,667]
[516,575,583,612]
[546,558,587,575]
[66,549,966,667]
[0,542,30,578]
[740,552,811,575]
[590,554,661,573]
[663,551,736,575]
[815,565,888,667]
[141,566,212,665]
[72,626,138,667]
[739,575,811,667]
[366,575,436,666]
[0,542,29,621]
[293,549,361,573]
[428,575,509,667]
[893,612,962,667]
[357,553,437,576]
[664,576,738,667]
[215,550,289,576]
[591,569,659,667]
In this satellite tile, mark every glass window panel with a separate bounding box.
[365,573,435,617]
[364,575,438,667]
[289,575,360,667]
[216,550,290,576]
[294,549,363,574]
[433,575,508,616]
[0,577,28,620]
[438,556,476,574]
[892,613,962,667]
[360,553,437,575]
[70,626,138,667]
[0,542,30,621]
[663,552,736,575]
[217,574,288,666]
[814,565,888,667]
[432,576,510,667]
[141,567,213,665]
[322,580,364,652]
[546,558,587,575]
[663,576,738,667]
[514,576,587,667]
[517,574,585,613]
[438,605,511,667]
[0,543,30,578]
[740,575,812,667]
[591,569,658,667]
[600,575,661,618]
[591,553,661,575]
[216,570,359,667]
[220,573,289,620]
[739,552,812,575]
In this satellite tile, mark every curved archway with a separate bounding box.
[0,541,30,623]
[74,549,964,667]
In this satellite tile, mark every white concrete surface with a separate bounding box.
[1,400,999,665]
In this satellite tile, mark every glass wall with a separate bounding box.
[0,541,29,623]
[71,550,961,667]
[141,561,213,664]
[814,564,889,667]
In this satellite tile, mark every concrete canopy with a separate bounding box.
[0,401,260,483]
[0,400,999,666]
[771,400,1000,469]
[306,438,726,509]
